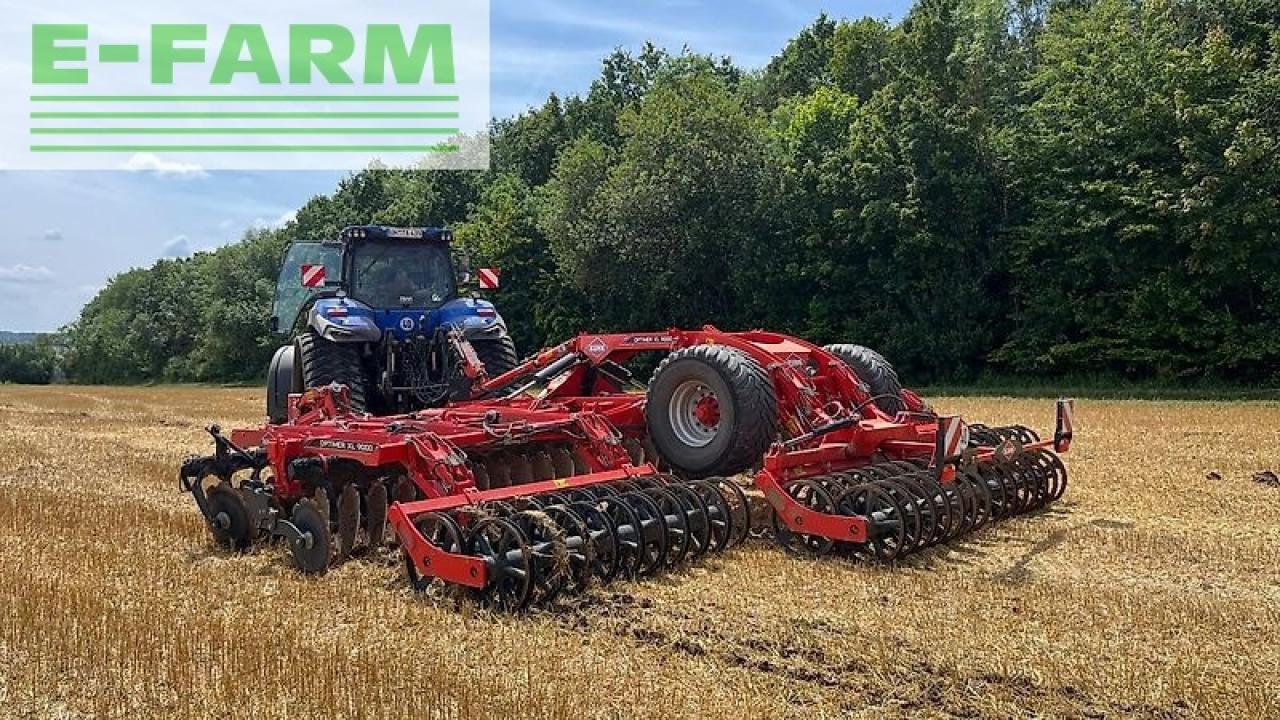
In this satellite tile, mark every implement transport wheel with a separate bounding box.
[295,330,368,413]
[206,484,253,551]
[289,498,332,574]
[823,344,904,415]
[646,345,779,477]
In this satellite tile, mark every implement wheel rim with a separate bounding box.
[668,380,720,448]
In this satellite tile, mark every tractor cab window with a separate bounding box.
[272,242,343,335]
[350,241,456,309]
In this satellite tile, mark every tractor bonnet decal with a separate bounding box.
[477,268,501,289]
[301,264,326,288]
[399,317,416,332]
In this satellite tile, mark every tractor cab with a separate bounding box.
[272,225,461,336]
[265,226,517,422]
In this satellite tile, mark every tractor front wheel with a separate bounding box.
[646,345,778,478]
[295,330,369,413]
[265,344,299,424]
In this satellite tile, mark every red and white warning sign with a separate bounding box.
[477,267,501,289]
[301,264,326,288]
[939,415,970,459]
[1055,397,1076,451]
[1058,398,1075,436]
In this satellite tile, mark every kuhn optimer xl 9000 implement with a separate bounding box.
[182,327,1074,610]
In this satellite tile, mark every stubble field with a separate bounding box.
[0,385,1276,719]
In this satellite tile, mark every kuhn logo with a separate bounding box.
[585,338,608,358]
[312,439,376,453]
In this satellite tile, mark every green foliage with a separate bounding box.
[0,337,59,384]
[62,0,1280,387]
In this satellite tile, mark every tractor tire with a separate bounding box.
[295,330,369,413]
[472,336,518,378]
[265,344,299,424]
[645,345,779,478]
[823,344,905,415]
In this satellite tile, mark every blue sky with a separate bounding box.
[0,1,911,332]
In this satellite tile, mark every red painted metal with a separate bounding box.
[208,327,1071,586]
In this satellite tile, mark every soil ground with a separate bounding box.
[0,386,1276,719]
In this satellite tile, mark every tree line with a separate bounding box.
[47,0,1280,387]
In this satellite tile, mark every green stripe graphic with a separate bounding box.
[29,144,462,153]
[31,127,460,135]
[32,111,459,119]
[31,95,459,102]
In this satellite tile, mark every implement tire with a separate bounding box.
[823,344,904,415]
[646,345,778,478]
[295,330,368,413]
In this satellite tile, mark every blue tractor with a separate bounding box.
[264,225,517,422]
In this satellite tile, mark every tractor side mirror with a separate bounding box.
[452,247,473,286]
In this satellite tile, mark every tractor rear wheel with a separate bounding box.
[646,345,778,478]
[295,330,369,413]
[448,336,518,401]
[823,344,904,415]
[472,336,518,378]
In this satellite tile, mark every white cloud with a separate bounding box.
[0,264,56,284]
[42,228,64,241]
[162,235,192,257]
[250,210,297,230]
[121,153,209,179]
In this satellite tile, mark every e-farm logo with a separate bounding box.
[1,1,490,170]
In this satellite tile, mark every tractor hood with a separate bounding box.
[308,296,506,342]
[308,297,381,343]
[435,297,507,340]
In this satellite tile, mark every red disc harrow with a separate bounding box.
[181,327,1075,610]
